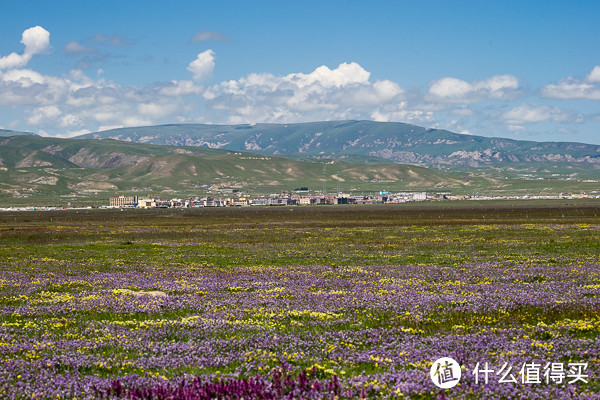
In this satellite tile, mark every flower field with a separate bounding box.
[1,201,599,399]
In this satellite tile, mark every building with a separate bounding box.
[137,198,156,208]
[110,195,138,208]
[412,192,427,201]
[299,197,316,205]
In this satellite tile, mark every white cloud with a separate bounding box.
[288,62,370,88]
[138,102,178,119]
[1,68,46,86]
[27,105,62,125]
[21,26,50,55]
[0,68,69,107]
[187,50,215,81]
[61,113,87,128]
[158,80,204,96]
[542,80,600,100]
[587,66,600,83]
[205,62,408,124]
[371,104,433,124]
[373,80,404,100]
[501,104,579,124]
[541,66,600,100]
[429,77,472,99]
[121,115,154,127]
[427,75,520,102]
[0,58,190,132]
[0,26,50,70]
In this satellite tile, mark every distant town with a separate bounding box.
[108,192,428,209]
[105,191,597,209]
[1,191,598,212]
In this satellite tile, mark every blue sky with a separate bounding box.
[0,1,599,144]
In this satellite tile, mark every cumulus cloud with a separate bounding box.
[192,30,230,42]
[0,68,69,107]
[371,102,433,123]
[203,62,409,124]
[0,65,191,133]
[1,68,46,86]
[541,66,600,100]
[138,102,179,119]
[541,80,600,100]
[0,26,50,70]
[429,78,472,99]
[21,26,50,54]
[27,105,62,125]
[587,66,600,83]
[158,80,204,97]
[427,75,520,102]
[288,62,371,88]
[501,104,581,125]
[187,50,215,81]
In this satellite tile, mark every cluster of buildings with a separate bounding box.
[108,191,435,208]
[106,191,600,209]
[0,191,597,212]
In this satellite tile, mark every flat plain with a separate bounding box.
[1,200,599,399]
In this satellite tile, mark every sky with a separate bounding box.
[0,0,599,144]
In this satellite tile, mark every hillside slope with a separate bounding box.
[0,135,474,202]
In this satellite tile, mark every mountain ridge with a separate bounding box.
[77,120,600,167]
[0,129,38,137]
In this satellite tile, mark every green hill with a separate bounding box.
[0,135,477,206]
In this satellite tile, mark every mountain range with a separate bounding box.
[79,120,600,167]
[1,120,599,205]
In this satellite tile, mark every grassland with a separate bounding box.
[0,201,599,399]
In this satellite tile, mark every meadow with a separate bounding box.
[0,200,599,399]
